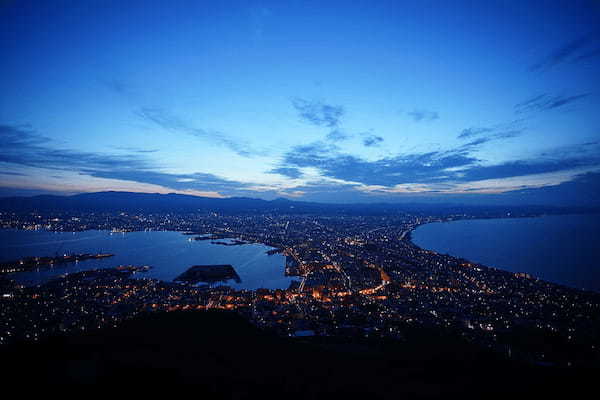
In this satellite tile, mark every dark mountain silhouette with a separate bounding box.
[0,191,286,213]
[0,190,594,216]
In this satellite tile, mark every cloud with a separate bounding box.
[326,129,351,141]
[506,171,600,206]
[457,123,523,148]
[281,141,339,169]
[457,127,493,139]
[362,135,383,147]
[113,146,159,154]
[455,158,597,182]
[277,138,600,190]
[460,132,521,149]
[281,141,477,186]
[136,107,265,157]
[0,171,26,176]
[531,33,600,71]
[81,169,245,194]
[291,98,344,127]
[4,123,599,203]
[514,93,590,114]
[455,141,600,183]
[268,167,303,179]
[407,109,439,122]
[0,124,248,196]
[316,169,600,206]
[0,124,153,172]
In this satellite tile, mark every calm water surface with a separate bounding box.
[412,214,600,292]
[0,229,296,290]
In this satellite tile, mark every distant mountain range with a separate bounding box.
[0,191,594,216]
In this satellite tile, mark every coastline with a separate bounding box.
[407,214,600,293]
[0,229,291,290]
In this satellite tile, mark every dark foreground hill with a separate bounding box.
[0,310,594,396]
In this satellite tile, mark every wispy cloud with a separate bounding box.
[136,107,266,157]
[4,122,599,201]
[281,141,477,186]
[455,156,600,182]
[505,171,600,206]
[407,109,439,122]
[362,135,383,147]
[82,169,245,194]
[268,167,303,179]
[460,132,521,149]
[113,146,159,154]
[292,98,344,127]
[457,122,523,148]
[0,124,153,172]
[531,33,600,71]
[0,171,27,177]
[0,124,248,197]
[276,137,600,190]
[457,127,493,140]
[326,129,351,141]
[514,93,590,114]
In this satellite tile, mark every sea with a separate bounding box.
[0,229,297,290]
[411,214,600,292]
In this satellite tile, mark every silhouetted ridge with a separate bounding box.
[0,191,593,215]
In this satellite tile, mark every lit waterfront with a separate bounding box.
[412,214,600,292]
[1,210,599,368]
[0,229,295,290]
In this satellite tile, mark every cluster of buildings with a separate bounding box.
[1,211,599,366]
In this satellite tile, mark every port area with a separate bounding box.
[174,265,241,285]
[0,253,114,274]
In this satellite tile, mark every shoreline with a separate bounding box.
[2,214,598,293]
[0,229,291,290]
[407,214,600,294]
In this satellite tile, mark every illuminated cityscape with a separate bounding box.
[2,0,600,393]
[2,209,598,367]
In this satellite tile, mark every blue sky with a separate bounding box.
[1,0,599,204]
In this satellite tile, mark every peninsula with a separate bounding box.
[0,253,114,274]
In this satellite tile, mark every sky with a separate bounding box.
[1,0,600,205]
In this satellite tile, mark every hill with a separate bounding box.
[0,310,594,395]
